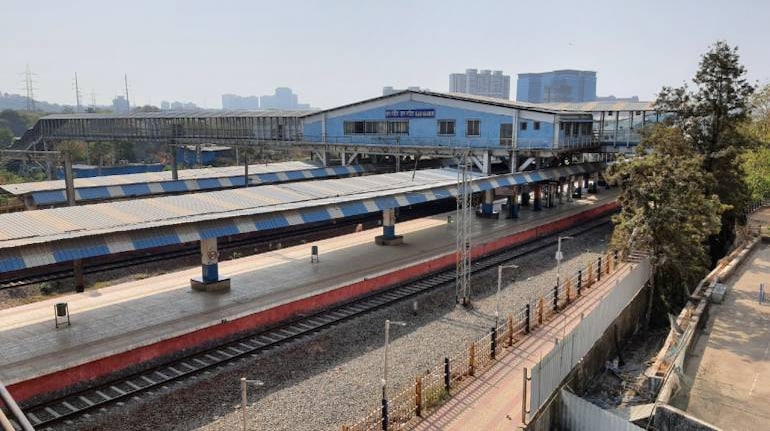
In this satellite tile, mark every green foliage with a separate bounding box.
[741,84,770,199]
[654,40,755,260]
[608,126,724,314]
[0,127,13,146]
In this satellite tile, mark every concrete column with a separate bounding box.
[191,237,230,291]
[478,189,499,218]
[567,176,574,202]
[533,184,542,211]
[63,151,76,206]
[171,145,179,180]
[375,208,403,245]
[583,174,589,190]
[575,176,583,198]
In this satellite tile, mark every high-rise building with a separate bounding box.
[260,87,310,110]
[516,70,597,103]
[221,94,260,110]
[112,95,129,113]
[448,69,511,99]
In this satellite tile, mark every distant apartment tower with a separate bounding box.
[449,69,511,99]
[112,95,129,113]
[260,87,310,110]
[382,86,421,96]
[516,70,597,103]
[221,94,260,110]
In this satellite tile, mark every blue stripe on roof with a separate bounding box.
[78,187,112,201]
[255,214,290,230]
[131,232,181,250]
[0,255,26,272]
[528,172,544,182]
[160,180,188,193]
[406,193,428,205]
[197,178,222,190]
[31,190,67,205]
[301,208,331,223]
[259,173,280,183]
[285,170,306,180]
[339,201,369,217]
[228,176,246,187]
[53,243,110,263]
[121,183,152,197]
[432,187,453,199]
[198,223,240,239]
[375,196,399,209]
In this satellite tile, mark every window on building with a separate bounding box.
[388,121,409,135]
[533,121,541,130]
[437,120,455,135]
[520,121,528,131]
[466,120,480,136]
[343,121,365,135]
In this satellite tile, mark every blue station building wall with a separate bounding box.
[303,99,557,149]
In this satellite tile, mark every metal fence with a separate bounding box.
[342,251,629,431]
[559,389,643,431]
[527,257,651,419]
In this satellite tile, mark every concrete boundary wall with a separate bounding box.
[8,201,619,405]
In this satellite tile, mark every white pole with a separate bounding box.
[383,320,390,400]
[241,377,247,431]
[496,266,502,327]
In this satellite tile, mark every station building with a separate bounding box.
[302,90,596,154]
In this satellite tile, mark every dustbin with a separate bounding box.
[56,303,68,317]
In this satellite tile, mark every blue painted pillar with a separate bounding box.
[509,186,519,218]
[533,184,542,211]
[481,189,495,215]
[520,187,530,206]
[201,237,220,283]
[382,208,396,239]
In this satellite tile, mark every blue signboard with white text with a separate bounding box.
[385,109,435,118]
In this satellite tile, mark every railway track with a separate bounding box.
[10,216,612,430]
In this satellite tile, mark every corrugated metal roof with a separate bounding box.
[41,110,314,120]
[306,89,592,117]
[536,101,655,112]
[1,161,328,195]
[0,163,605,272]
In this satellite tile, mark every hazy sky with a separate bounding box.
[1,0,768,109]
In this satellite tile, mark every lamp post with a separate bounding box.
[382,319,407,400]
[555,236,573,288]
[240,377,264,431]
[496,264,519,327]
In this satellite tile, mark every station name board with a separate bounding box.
[385,109,435,118]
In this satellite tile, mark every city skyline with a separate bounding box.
[1,0,768,110]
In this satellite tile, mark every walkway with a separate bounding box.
[411,260,638,431]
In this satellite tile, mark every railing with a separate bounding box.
[342,251,626,431]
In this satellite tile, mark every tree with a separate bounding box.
[608,126,723,318]
[655,41,755,261]
[741,83,770,199]
[0,127,13,147]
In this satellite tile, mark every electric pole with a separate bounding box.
[23,64,37,112]
[73,73,82,112]
[124,74,130,112]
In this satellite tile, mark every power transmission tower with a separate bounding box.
[90,90,97,110]
[456,151,473,306]
[23,64,37,112]
[73,73,82,112]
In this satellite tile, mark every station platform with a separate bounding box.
[0,191,618,404]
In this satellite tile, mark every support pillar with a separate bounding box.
[73,259,84,293]
[508,185,519,219]
[533,184,542,211]
[583,174,589,190]
[477,189,499,218]
[375,208,403,245]
[191,237,231,292]
[63,151,76,206]
[558,179,564,204]
[520,186,530,206]
[171,144,179,180]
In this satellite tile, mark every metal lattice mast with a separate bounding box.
[455,151,473,306]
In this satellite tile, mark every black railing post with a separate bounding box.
[597,257,602,282]
[444,357,450,391]
[577,270,582,297]
[491,327,497,360]
[382,398,388,431]
[525,304,531,334]
[553,285,559,312]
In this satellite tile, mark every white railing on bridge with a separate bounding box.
[528,256,651,419]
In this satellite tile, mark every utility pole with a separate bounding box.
[90,90,97,110]
[73,73,82,112]
[124,74,130,112]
